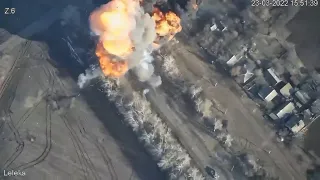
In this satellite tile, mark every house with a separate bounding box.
[285,115,305,133]
[264,68,282,86]
[258,86,278,102]
[269,102,295,120]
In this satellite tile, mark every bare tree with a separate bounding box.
[187,168,205,180]
[214,119,223,132]
[162,55,181,78]
[101,77,204,179]
[225,134,233,147]
[199,98,213,118]
[231,65,243,77]
[189,85,203,99]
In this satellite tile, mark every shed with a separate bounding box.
[210,24,217,31]
[226,55,239,66]
[258,86,278,102]
[285,115,305,133]
[269,102,295,120]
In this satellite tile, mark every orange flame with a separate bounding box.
[96,43,128,77]
[152,7,182,38]
[90,0,138,77]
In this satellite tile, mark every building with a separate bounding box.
[269,102,295,121]
[264,68,282,86]
[258,86,278,102]
[285,115,305,133]
[226,54,243,66]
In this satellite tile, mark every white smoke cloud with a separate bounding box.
[147,75,162,88]
[77,65,102,88]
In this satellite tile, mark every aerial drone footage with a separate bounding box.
[1,0,320,179]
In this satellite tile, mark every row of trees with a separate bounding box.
[101,77,205,180]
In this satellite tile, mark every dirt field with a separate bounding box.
[0,35,166,180]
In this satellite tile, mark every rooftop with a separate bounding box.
[258,86,278,102]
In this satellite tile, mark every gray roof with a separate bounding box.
[272,102,295,119]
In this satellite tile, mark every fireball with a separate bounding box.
[90,0,138,77]
[90,0,182,78]
[152,7,182,38]
[96,43,128,77]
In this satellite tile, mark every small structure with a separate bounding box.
[269,102,295,120]
[243,71,255,84]
[285,115,305,133]
[264,68,282,86]
[210,24,217,31]
[258,86,278,102]
[226,55,239,66]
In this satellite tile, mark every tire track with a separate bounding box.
[77,118,118,180]
[12,100,52,170]
[0,42,32,171]
[0,41,31,99]
[4,63,53,139]
[9,71,55,171]
[1,113,25,170]
[67,124,89,180]
[61,114,100,180]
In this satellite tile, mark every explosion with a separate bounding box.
[152,7,182,40]
[89,0,181,79]
[90,0,138,77]
[95,42,128,77]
